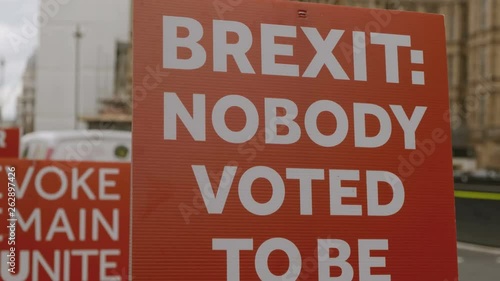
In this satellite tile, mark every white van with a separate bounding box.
[20,130,131,162]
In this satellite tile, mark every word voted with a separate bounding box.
[165,93,427,150]
[214,238,390,281]
[194,166,404,216]
[163,16,426,85]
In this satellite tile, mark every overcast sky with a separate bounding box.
[0,0,38,121]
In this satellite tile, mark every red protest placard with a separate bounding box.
[0,128,20,159]
[0,160,130,281]
[132,0,458,280]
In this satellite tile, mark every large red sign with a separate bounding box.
[0,160,130,281]
[0,128,20,159]
[133,0,458,280]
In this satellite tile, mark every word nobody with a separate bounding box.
[165,93,426,149]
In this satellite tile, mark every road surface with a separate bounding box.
[458,242,500,280]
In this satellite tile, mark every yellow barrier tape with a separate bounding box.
[455,190,500,201]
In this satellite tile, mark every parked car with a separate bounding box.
[452,146,477,172]
[454,168,500,185]
[20,130,131,162]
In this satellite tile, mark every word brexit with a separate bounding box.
[163,16,426,85]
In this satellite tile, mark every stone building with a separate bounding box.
[465,0,500,169]
[80,1,133,132]
[17,53,37,134]
[34,0,131,131]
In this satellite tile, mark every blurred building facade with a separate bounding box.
[83,1,134,131]
[465,0,500,169]
[82,1,134,131]
[81,40,132,131]
[17,53,37,134]
[34,0,131,131]
[297,0,500,169]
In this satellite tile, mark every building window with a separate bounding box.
[479,94,487,127]
[479,47,487,78]
[384,0,398,10]
[448,55,454,86]
[425,3,439,14]
[447,5,455,40]
[480,0,488,29]
[405,2,417,11]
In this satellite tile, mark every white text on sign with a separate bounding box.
[165,93,426,150]
[0,165,125,281]
[163,16,426,85]
[160,12,431,281]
